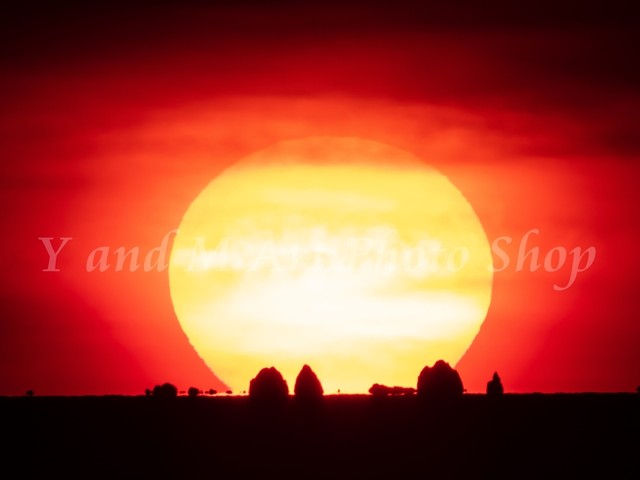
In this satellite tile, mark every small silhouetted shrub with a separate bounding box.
[369,384,387,397]
[369,384,415,396]
[487,372,504,398]
[294,365,323,402]
[417,360,464,401]
[249,367,289,403]
[188,387,200,397]
[152,383,178,398]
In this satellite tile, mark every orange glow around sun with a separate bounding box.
[168,137,493,393]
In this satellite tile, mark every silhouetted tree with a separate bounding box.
[225,390,233,395]
[207,388,217,395]
[25,390,34,397]
[249,367,289,403]
[144,388,152,397]
[487,372,504,398]
[417,360,464,401]
[636,385,640,394]
[188,387,200,397]
[152,383,178,398]
[294,365,323,403]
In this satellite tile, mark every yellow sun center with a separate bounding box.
[169,137,492,393]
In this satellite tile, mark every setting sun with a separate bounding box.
[169,137,493,392]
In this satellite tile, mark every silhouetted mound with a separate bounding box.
[294,365,324,402]
[152,383,178,398]
[249,367,289,403]
[188,387,200,397]
[369,384,416,396]
[487,372,504,397]
[417,360,463,401]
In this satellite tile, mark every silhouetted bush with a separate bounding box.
[152,383,178,398]
[369,384,415,396]
[144,388,152,397]
[294,365,323,402]
[636,386,640,394]
[249,367,289,403]
[369,384,388,397]
[25,390,34,397]
[188,387,200,397]
[417,360,464,401]
[207,389,217,395]
[487,372,504,398]
[225,390,233,395]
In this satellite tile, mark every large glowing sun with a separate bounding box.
[169,137,492,393]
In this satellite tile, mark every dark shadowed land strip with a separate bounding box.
[2,393,638,477]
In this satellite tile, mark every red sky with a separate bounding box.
[1,2,639,395]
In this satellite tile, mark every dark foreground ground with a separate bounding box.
[2,393,638,477]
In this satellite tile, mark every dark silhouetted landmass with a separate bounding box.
[487,372,504,397]
[369,384,415,396]
[294,365,324,402]
[2,393,637,477]
[417,360,463,400]
[249,367,289,403]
